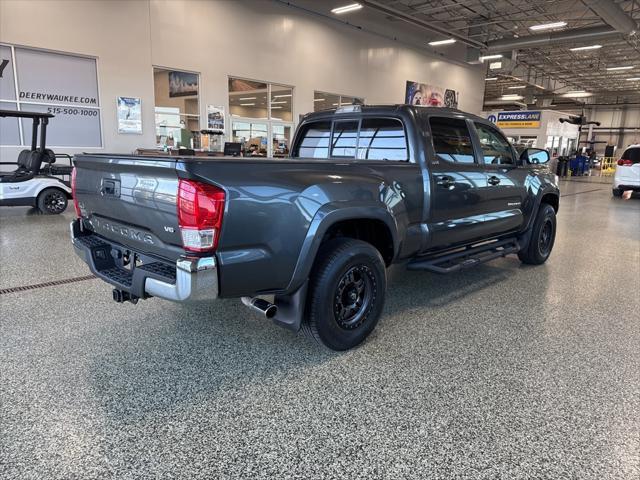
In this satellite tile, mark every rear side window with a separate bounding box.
[331,121,359,158]
[358,118,408,161]
[296,121,331,158]
[429,117,475,164]
[621,147,640,164]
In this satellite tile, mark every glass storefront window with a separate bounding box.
[153,67,200,148]
[314,91,364,112]
[229,78,269,119]
[231,120,269,157]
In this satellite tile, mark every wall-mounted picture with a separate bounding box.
[169,71,198,97]
[116,96,142,134]
[405,80,459,108]
[207,105,225,131]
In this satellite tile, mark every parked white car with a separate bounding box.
[613,145,640,197]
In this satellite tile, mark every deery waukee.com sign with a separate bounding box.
[19,91,98,105]
[496,111,541,129]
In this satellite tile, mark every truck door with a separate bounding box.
[425,116,490,249]
[472,121,528,236]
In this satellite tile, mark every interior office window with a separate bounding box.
[357,118,407,161]
[331,120,358,158]
[270,84,293,122]
[229,78,268,119]
[153,67,200,148]
[429,117,475,164]
[314,91,364,112]
[296,121,331,158]
[474,123,515,165]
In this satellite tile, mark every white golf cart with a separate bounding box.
[0,110,73,214]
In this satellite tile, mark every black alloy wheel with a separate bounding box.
[38,188,68,214]
[333,265,376,330]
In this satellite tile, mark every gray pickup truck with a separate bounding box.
[70,105,559,350]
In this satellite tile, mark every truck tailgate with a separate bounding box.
[73,154,184,261]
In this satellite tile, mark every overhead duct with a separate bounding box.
[359,0,485,49]
[582,0,638,35]
[486,25,619,52]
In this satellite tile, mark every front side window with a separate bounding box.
[474,123,515,165]
[429,117,475,164]
[296,121,331,158]
[358,118,408,160]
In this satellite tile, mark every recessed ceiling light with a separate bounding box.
[606,66,634,71]
[428,38,456,46]
[570,44,602,51]
[331,3,362,14]
[485,77,498,81]
[479,54,503,61]
[529,21,567,31]
[508,85,526,89]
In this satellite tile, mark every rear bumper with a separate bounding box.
[70,219,218,302]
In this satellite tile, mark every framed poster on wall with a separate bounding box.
[0,43,102,147]
[207,105,225,132]
[405,80,459,108]
[117,96,142,134]
[168,71,198,98]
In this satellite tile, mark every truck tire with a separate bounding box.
[302,238,386,351]
[518,203,556,265]
[37,188,68,215]
[612,188,623,197]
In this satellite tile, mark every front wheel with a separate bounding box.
[518,203,556,265]
[302,238,387,351]
[37,188,68,214]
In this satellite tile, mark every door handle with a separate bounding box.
[488,176,501,186]
[436,176,454,188]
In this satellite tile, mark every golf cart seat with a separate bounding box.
[0,149,45,183]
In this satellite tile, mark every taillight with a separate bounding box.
[177,179,225,252]
[71,166,82,217]
[618,159,633,166]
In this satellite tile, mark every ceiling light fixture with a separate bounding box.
[485,77,498,81]
[501,94,524,100]
[627,77,640,81]
[273,94,292,98]
[240,103,256,106]
[331,3,362,14]
[479,54,502,61]
[508,85,526,89]
[529,21,567,31]
[606,66,634,71]
[570,44,602,51]
[239,97,256,101]
[314,98,326,102]
[562,91,592,97]
[428,38,456,46]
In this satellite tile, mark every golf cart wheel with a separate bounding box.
[37,188,68,215]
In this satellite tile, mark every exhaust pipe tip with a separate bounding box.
[241,296,278,319]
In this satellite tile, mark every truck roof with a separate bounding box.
[301,104,487,123]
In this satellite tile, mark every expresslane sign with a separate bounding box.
[495,111,541,128]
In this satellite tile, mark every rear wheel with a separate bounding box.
[302,238,386,351]
[37,188,68,214]
[518,203,556,265]
[612,188,623,197]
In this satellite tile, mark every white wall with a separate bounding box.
[0,0,485,164]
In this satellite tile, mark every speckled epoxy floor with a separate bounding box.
[1,180,639,479]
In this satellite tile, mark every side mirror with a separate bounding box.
[520,148,550,165]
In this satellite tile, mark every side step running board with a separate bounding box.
[408,238,520,274]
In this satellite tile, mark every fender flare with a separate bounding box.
[284,203,400,293]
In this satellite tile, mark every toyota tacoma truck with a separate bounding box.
[70,105,559,350]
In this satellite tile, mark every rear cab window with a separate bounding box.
[621,147,640,164]
[294,116,409,161]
